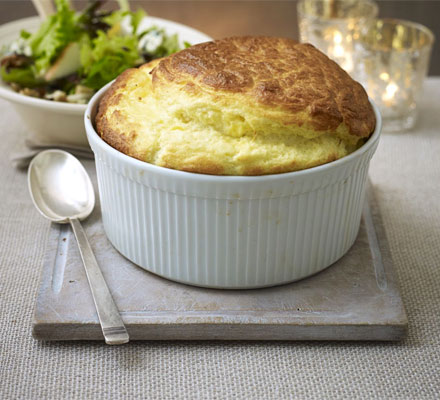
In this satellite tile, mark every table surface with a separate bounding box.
[1,78,439,399]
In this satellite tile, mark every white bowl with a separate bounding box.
[85,82,382,289]
[0,16,212,147]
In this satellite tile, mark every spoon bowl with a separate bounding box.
[28,150,94,222]
[28,150,129,345]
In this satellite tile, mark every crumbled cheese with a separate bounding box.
[66,86,94,104]
[139,30,163,54]
[9,38,32,57]
[20,87,41,98]
[45,90,67,102]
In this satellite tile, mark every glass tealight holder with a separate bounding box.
[355,19,434,132]
[297,0,378,74]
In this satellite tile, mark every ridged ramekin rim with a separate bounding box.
[85,81,382,184]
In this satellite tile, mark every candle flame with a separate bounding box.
[331,31,345,59]
[326,30,353,72]
[333,44,345,58]
[382,82,398,103]
[333,31,343,44]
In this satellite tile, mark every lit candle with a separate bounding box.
[382,82,399,106]
[333,31,344,57]
[330,30,353,73]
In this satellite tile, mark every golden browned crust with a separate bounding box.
[95,68,139,156]
[152,36,375,137]
[96,37,376,176]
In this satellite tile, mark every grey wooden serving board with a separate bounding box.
[33,170,407,341]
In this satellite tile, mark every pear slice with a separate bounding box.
[44,42,81,82]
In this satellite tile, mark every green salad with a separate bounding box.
[0,0,189,103]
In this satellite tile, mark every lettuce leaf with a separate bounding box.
[116,0,130,12]
[30,0,80,73]
[80,31,141,89]
[20,30,31,40]
[102,10,129,30]
[131,9,147,34]
[102,8,146,35]
[159,33,181,56]
[1,65,42,87]
[139,28,181,58]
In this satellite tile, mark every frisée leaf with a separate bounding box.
[29,0,81,74]
[1,65,42,87]
[80,31,140,89]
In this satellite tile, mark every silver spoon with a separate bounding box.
[28,149,129,345]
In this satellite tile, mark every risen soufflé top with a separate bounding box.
[96,36,376,175]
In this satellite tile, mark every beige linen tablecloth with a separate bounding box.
[1,79,439,399]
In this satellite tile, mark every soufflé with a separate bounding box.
[96,36,376,175]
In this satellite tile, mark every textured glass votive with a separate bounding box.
[355,19,434,132]
[297,0,378,74]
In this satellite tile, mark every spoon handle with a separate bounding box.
[70,218,129,345]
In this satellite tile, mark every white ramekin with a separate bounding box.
[85,83,381,289]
